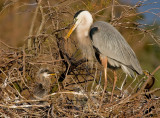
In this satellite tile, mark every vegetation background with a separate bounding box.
[0,0,160,117]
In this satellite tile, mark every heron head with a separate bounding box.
[38,68,55,79]
[65,10,93,39]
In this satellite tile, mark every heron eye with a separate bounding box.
[74,18,78,23]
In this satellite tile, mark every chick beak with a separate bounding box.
[49,73,56,76]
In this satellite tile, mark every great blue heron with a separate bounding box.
[33,68,55,98]
[143,71,155,99]
[65,10,143,101]
[143,71,155,91]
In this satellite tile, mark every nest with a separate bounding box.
[0,36,160,117]
[0,0,160,117]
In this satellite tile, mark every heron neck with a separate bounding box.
[76,17,93,38]
[75,17,94,61]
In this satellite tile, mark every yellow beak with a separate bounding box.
[49,73,56,76]
[65,24,76,39]
[143,70,150,76]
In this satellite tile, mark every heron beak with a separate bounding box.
[143,70,150,76]
[49,73,56,76]
[65,24,76,39]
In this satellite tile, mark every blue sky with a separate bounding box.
[121,0,160,24]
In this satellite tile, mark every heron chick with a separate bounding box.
[33,68,55,98]
[65,10,143,102]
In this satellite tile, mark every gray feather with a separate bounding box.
[90,21,143,77]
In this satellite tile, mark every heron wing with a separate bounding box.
[90,21,142,75]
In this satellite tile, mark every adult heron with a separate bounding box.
[65,10,143,101]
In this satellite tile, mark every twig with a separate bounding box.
[28,0,42,49]
[46,91,88,98]
[142,88,160,95]
[22,47,26,83]
[0,104,49,109]
[36,6,45,35]
[111,0,115,21]
[0,39,18,50]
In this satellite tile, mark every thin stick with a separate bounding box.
[111,0,115,21]
[22,47,26,83]
[28,0,42,49]
[0,39,18,49]
[36,6,45,35]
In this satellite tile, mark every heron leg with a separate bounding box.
[100,57,108,102]
[103,67,107,98]
[111,70,117,102]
